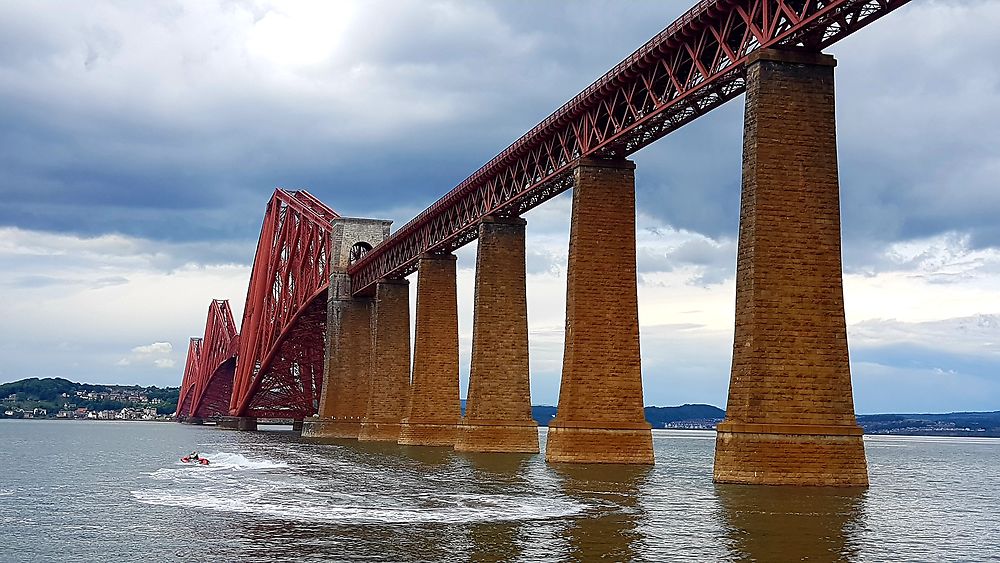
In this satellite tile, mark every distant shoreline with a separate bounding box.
[4,417,998,439]
[0,417,173,423]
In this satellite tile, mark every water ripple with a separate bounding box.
[2,422,998,562]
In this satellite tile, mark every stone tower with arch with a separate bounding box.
[329,217,392,298]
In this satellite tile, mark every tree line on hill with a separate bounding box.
[0,377,179,417]
[529,404,726,428]
[857,411,1000,437]
[526,404,1000,436]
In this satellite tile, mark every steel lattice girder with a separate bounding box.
[189,300,239,419]
[175,337,202,418]
[347,0,913,295]
[194,358,236,419]
[245,291,327,419]
[230,189,339,417]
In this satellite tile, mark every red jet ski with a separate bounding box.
[180,454,210,465]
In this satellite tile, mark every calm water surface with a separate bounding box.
[1,420,997,562]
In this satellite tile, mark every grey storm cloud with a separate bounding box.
[1,0,998,406]
[0,1,685,256]
[2,0,994,276]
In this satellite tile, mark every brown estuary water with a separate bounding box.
[1,420,998,562]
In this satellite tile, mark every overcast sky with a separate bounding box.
[1,0,998,414]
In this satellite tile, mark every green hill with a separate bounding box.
[857,411,1000,436]
[0,377,100,403]
[0,377,179,416]
[531,403,725,427]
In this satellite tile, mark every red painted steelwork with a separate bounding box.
[348,0,913,294]
[194,358,236,420]
[175,337,202,419]
[229,189,339,418]
[189,300,239,419]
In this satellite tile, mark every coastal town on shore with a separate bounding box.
[1,379,177,422]
[3,404,169,421]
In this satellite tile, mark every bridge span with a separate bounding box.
[178,0,916,486]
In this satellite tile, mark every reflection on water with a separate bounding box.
[460,451,532,479]
[3,423,998,562]
[555,464,651,562]
[463,452,533,563]
[397,443,454,468]
[715,483,866,562]
[235,519,333,562]
[468,521,522,563]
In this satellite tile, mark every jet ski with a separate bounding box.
[180,455,210,465]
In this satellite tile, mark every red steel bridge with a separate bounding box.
[175,300,238,421]
[176,190,338,421]
[177,0,912,422]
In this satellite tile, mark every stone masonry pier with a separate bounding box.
[398,253,462,447]
[545,158,654,464]
[712,49,868,487]
[456,216,539,453]
[359,278,412,442]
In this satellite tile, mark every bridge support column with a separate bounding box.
[398,253,461,446]
[456,217,538,453]
[302,275,373,440]
[219,416,257,431]
[359,278,412,442]
[545,158,653,464]
[713,49,868,487]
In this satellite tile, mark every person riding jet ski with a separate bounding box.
[180,451,209,464]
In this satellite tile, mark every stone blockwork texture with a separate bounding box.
[547,427,653,464]
[545,158,653,464]
[316,272,348,420]
[456,217,538,453]
[312,295,373,439]
[714,49,868,486]
[330,218,392,269]
[359,278,411,442]
[218,416,256,431]
[307,216,391,441]
[301,419,353,440]
[399,253,461,446]
[714,430,868,486]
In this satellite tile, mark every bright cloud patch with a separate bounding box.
[117,342,176,370]
[132,342,173,356]
[0,227,249,385]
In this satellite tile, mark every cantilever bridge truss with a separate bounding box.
[191,300,239,419]
[176,338,202,419]
[178,0,912,421]
[228,189,339,419]
[175,300,239,420]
